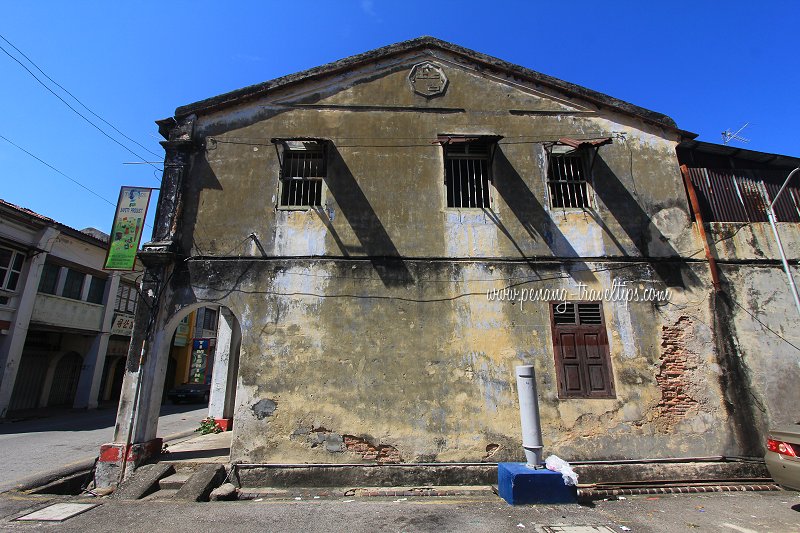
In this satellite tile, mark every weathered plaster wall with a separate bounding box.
[186,50,691,264]
[177,258,751,463]
[155,49,798,463]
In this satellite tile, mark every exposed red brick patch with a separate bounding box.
[655,316,700,429]
[343,435,402,463]
[482,443,501,461]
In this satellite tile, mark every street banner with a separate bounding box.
[103,186,153,270]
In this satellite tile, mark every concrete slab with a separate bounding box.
[163,432,231,464]
[497,463,578,505]
[15,502,99,521]
[113,463,175,500]
[158,473,190,490]
[174,464,226,502]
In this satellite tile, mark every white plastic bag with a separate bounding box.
[545,454,579,486]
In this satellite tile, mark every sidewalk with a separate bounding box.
[0,404,209,493]
[0,487,798,532]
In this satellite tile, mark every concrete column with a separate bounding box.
[54,266,67,296]
[38,354,61,407]
[74,273,121,409]
[0,227,59,418]
[79,273,91,301]
[208,308,237,429]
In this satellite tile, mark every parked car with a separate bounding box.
[167,383,210,404]
[765,424,800,491]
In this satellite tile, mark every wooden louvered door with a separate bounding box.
[550,302,615,399]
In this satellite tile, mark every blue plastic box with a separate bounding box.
[497,462,578,505]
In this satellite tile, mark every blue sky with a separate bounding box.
[1,1,798,234]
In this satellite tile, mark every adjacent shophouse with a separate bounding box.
[0,199,139,417]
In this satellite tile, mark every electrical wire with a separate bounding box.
[206,132,616,150]
[0,132,154,229]
[0,33,162,160]
[0,133,116,208]
[0,41,162,175]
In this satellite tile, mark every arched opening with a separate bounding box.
[107,357,125,402]
[142,303,242,439]
[48,352,83,406]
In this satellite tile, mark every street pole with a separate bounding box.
[760,168,800,318]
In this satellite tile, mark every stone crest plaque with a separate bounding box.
[409,61,448,97]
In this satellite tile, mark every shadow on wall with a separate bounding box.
[492,147,598,285]
[325,145,414,288]
[592,156,698,288]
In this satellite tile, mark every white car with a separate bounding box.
[765,425,800,491]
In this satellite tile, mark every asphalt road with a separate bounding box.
[0,403,208,493]
[0,490,798,532]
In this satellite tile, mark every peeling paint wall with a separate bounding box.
[154,47,800,464]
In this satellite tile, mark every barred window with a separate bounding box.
[548,151,591,209]
[275,139,326,208]
[444,140,493,208]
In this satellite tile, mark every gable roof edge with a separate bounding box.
[173,36,689,135]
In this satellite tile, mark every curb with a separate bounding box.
[237,486,494,500]
[6,428,200,494]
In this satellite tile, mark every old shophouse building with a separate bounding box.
[101,37,800,479]
[0,199,139,416]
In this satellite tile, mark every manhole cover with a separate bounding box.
[16,502,99,522]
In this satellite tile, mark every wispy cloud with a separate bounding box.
[361,0,379,19]
[232,53,263,63]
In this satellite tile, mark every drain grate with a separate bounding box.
[542,526,616,533]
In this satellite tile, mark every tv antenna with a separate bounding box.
[722,122,750,145]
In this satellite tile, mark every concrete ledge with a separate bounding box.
[232,459,769,489]
[174,464,226,502]
[11,458,96,493]
[234,464,496,488]
[573,460,769,484]
[113,463,175,500]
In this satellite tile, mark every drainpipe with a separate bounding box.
[681,165,721,292]
[515,365,544,467]
[759,168,800,318]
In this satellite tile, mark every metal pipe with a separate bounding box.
[515,364,544,467]
[681,165,721,291]
[760,179,800,318]
[769,167,800,211]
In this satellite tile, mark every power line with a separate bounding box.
[1,132,155,230]
[0,39,162,176]
[0,133,116,207]
[0,33,163,161]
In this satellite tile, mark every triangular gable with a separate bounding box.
[171,37,689,136]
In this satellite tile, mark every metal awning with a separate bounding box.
[556,137,613,149]
[434,134,503,145]
[270,138,328,151]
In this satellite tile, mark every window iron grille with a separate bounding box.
[444,141,492,208]
[274,139,326,208]
[548,153,590,208]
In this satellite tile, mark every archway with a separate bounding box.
[128,303,242,443]
[48,352,83,406]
